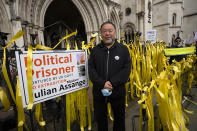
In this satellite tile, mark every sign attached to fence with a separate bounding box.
[15,50,89,108]
[146,30,157,43]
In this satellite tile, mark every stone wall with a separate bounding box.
[182,0,197,42]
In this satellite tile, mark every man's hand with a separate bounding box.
[104,81,112,91]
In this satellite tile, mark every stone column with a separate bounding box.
[38,27,45,45]
[21,21,28,50]
[86,31,91,44]
[34,25,40,44]
[11,19,24,49]
[26,23,33,45]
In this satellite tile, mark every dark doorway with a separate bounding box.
[44,0,86,49]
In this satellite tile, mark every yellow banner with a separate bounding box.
[164,46,196,56]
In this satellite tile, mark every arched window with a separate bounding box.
[172,13,176,26]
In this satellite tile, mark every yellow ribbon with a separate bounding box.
[75,41,78,50]
[186,71,194,94]
[86,88,92,130]
[184,109,194,114]
[107,103,114,121]
[125,82,129,107]
[2,30,24,103]
[26,45,34,109]
[184,96,197,106]
[66,94,71,131]
[35,103,46,126]
[5,30,24,48]
[16,76,25,131]
[35,44,52,50]
[53,30,77,49]
[0,87,11,110]
[2,48,16,102]
[26,44,56,111]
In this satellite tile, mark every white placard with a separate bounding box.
[194,32,197,40]
[15,50,89,108]
[146,30,157,43]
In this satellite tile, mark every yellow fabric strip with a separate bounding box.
[75,41,78,50]
[146,88,154,131]
[78,90,84,131]
[18,126,23,131]
[35,103,46,127]
[66,94,71,131]
[184,96,197,106]
[2,48,16,103]
[125,82,129,107]
[35,44,52,50]
[16,76,25,130]
[186,71,194,94]
[107,103,114,121]
[89,38,95,48]
[53,30,77,49]
[2,30,24,104]
[184,109,194,114]
[164,46,196,56]
[5,30,24,48]
[27,45,34,109]
[0,87,11,110]
[86,89,92,130]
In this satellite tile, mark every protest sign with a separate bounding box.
[146,30,157,43]
[15,50,89,107]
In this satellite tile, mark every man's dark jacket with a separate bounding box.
[88,40,131,101]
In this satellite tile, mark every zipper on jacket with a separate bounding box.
[106,50,109,81]
[105,49,110,103]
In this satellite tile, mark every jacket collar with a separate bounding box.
[98,39,119,50]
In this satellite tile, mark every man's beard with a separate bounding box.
[103,39,114,46]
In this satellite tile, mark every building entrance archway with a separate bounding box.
[123,22,135,43]
[44,0,86,49]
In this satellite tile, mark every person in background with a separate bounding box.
[88,21,131,131]
[169,33,185,64]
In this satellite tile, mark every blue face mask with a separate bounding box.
[101,89,112,96]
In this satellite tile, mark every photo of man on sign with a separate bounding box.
[76,53,85,65]
[76,52,86,77]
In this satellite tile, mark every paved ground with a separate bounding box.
[184,86,197,131]
[106,85,197,131]
[1,84,197,131]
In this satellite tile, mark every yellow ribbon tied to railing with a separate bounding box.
[26,45,34,109]
[53,30,77,50]
[35,103,46,127]
[16,76,25,131]
[2,30,24,103]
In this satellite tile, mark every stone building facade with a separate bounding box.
[152,0,184,44]
[182,0,197,44]
[152,0,197,45]
[0,0,196,48]
[0,0,121,49]
[119,0,153,43]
